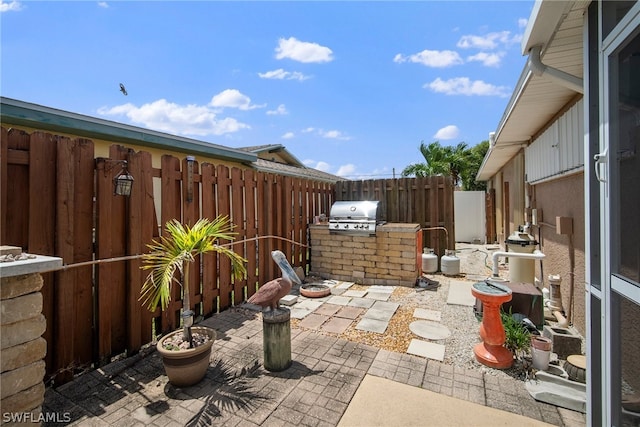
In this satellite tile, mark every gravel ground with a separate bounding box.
[293,243,547,380]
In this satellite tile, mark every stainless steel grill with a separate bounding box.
[328,201,382,235]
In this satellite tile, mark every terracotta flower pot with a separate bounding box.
[300,284,331,298]
[157,326,216,387]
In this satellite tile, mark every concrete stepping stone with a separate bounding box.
[279,295,298,306]
[296,299,325,311]
[413,308,441,322]
[356,318,388,333]
[368,285,394,293]
[330,288,346,295]
[343,290,367,298]
[290,308,313,319]
[336,282,354,290]
[322,317,353,334]
[372,301,399,312]
[335,306,364,320]
[446,280,476,306]
[327,295,352,306]
[299,313,329,329]
[314,303,342,316]
[407,339,445,361]
[409,320,451,340]
[348,297,376,309]
[366,292,391,301]
[363,308,394,322]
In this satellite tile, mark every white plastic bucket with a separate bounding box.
[531,336,552,370]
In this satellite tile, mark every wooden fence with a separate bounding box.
[335,177,456,255]
[1,127,333,384]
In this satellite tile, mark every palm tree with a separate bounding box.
[402,141,451,178]
[461,140,489,191]
[402,141,469,187]
[140,217,247,348]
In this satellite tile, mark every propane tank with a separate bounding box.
[421,248,438,273]
[441,250,460,276]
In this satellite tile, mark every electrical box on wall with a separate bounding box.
[556,216,573,235]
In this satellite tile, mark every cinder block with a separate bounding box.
[543,325,582,359]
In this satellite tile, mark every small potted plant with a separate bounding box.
[141,217,247,387]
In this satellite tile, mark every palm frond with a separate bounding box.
[140,217,248,312]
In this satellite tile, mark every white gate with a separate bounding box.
[454,191,486,243]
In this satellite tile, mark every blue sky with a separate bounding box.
[1,1,533,179]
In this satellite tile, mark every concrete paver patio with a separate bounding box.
[43,303,585,426]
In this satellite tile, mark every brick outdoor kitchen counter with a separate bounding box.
[309,223,422,287]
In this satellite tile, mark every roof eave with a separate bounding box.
[0,97,257,164]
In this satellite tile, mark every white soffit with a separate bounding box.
[477,0,588,181]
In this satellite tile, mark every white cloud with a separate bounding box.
[518,18,528,29]
[303,160,331,172]
[336,164,356,177]
[467,51,504,67]
[275,37,333,63]
[320,129,351,140]
[97,2,109,8]
[97,99,249,136]
[393,50,463,68]
[267,104,288,116]
[457,31,521,50]
[282,132,295,139]
[302,127,316,133]
[424,77,510,97]
[0,1,22,12]
[258,68,310,81]
[434,125,460,140]
[209,89,264,111]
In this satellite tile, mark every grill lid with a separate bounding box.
[329,201,380,234]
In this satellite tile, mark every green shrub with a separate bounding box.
[501,310,531,359]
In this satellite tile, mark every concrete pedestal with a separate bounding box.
[262,308,292,372]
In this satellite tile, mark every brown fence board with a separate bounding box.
[72,139,95,367]
[159,155,182,332]
[27,132,57,373]
[256,173,269,287]
[95,158,114,363]
[244,169,258,297]
[231,167,245,305]
[200,163,218,315]
[182,158,201,317]
[5,129,30,248]
[108,146,131,354]
[1,127,8,244]
[216,164,232,310]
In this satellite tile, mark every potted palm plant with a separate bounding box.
[141,217,247,387]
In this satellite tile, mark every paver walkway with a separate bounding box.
[43,304,585,426]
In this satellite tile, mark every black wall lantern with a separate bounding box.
[114,161,134,196]
[101,158,134,197]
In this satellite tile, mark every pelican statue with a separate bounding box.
[248,250,302,311]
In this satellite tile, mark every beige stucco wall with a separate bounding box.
[530,172,586,336]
